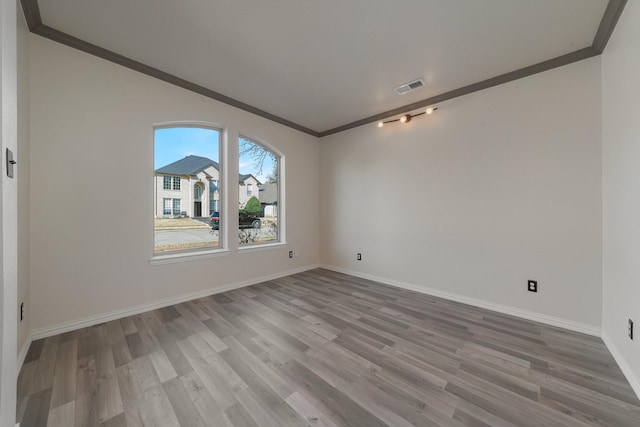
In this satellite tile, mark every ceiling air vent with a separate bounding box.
[394,78,425,95]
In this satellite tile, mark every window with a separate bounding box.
[162,198,181,217]
[162,175,181,190]
[172,199,181,216]
[238,136,280,246]
[154,126,222,254]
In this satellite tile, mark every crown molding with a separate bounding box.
[20,0,626,138]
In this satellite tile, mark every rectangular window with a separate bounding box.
[247,184,253,195]
[154,126,222,254]
[172,199,181,216]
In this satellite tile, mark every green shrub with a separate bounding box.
[244,196,261,214]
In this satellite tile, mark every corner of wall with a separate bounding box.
[602,332,640,399]
[16,0,31,364]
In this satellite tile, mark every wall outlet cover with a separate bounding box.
[527,280,538,293]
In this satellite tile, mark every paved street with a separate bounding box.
[154,228,218,245]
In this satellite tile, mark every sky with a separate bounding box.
[155,127,276,182]
[155,127,219,169]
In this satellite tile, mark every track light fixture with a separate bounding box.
[377,107,438,128]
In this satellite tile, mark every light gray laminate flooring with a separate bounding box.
[17,269,640,426]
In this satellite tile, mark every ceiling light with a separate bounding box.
[377,107,437,128]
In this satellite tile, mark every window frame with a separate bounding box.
[194,183,203,200]
[150,124,286,264]
[172,198,181,216]
[237,134,285,249]
[152,122,227,262]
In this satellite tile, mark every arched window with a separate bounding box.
[238,136,281,246]
[194,183,203,200]
[154,125,222,254]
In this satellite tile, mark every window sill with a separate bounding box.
[238,241,286,254]
[150,248,230,265]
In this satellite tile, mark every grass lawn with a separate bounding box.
[154,217,210,230]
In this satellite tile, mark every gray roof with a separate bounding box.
[239,173,262,185]
[156,155,262,184]
[156,155,219,175]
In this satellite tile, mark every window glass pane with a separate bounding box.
[154,126,221,253]
[172,199,181,216]
[238,136,279,246]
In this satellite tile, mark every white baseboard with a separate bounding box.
[319,264,601,337]
[32,264,320,340]
[17,333,32,369]
[24,263,638,403]
[601,332,640,400]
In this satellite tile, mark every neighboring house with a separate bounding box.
[154,155,260,218]
[259,183,278,217]
[155,155,220,218]
[238,173,262,208]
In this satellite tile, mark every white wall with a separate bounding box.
[0,0,18,423]
[320,57,603,331]
[17,0,29,362]
[16,2,640,402]
[602,0,640,397]
[29,35,320,333]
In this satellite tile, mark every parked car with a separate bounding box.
[210,212,261,230]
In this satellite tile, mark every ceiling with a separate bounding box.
[21,0,625,137]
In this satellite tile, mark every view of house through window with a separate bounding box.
[238,136,279,245]
[154,126,221,253]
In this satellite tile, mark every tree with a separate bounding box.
[264,170,278,184]
[244,196,261,215]
[239,137,277,177]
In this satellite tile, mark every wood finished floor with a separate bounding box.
[17,269,640,426]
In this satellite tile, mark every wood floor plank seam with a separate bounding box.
[17,269,640,426]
